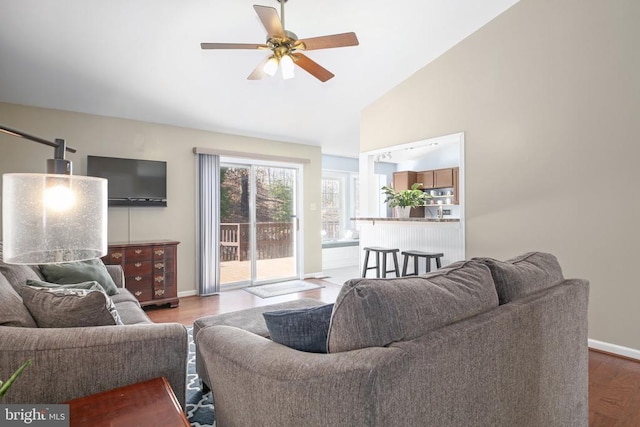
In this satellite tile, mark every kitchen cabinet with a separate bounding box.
[103,240,179,308]
[391,171,424,218]
[417,171,434,188]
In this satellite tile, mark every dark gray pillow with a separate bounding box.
[20,286,123,328]
[26,279,107,292]
[263,304,334,353]
[473,252,564,304]
[39,259,118,296]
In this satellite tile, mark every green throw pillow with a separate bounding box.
[20,285,123,328]
[39,259,118,296]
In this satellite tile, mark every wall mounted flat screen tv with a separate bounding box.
[87,155,167,207]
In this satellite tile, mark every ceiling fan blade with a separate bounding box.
[247,56,272,80]
[253,5,284,38]
[291,53,334,82]
[201,42,267,50]
[295,32,359,51]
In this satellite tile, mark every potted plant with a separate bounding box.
[381,183,431,218]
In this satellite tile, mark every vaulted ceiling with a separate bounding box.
[0,0,518,157]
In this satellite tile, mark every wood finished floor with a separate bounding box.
[145,278,640,426]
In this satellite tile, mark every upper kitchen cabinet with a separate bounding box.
[420,168,456,189]
[434,168,455,188]
[392,171,418,190]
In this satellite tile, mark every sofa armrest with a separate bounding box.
[105,264,125,288]
[197,325,405,426]
[0,323,188,407]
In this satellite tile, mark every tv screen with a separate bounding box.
[87,155,167,207]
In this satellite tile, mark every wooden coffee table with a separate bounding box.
[67,377,189,427]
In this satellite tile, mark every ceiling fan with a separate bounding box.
[200,0,359,82]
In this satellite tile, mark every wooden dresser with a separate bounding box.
[102,240,179,308]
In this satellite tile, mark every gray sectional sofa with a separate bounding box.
[0,243,188,406]
[196,252,589,427]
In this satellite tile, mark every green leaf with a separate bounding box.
[0,359,31,398]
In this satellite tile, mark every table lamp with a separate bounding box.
[1,124,107,264]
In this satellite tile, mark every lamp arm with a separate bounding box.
[0,124,78,174]
[0,124,77,155]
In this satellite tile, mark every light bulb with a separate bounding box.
[44,184,76,212]
[281,55,295,80]
[263,56,278,77]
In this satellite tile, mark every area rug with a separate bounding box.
[243,280,324,298]
[186,326,215,427]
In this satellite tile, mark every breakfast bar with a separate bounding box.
[353,217,464,275]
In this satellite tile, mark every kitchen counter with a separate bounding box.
[353,217,464,273]
[353,217,460,223]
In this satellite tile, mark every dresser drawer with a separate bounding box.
[125,282,153,301]
[126,247,153,261]
[124,261,152,277]
[105,248,125,264]
[126,273,152,286]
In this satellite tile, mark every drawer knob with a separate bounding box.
[154,249,165,256]
[134,291,142,297]
[135,276,142,281]
[154,276,165,283]
[111,252,122,259]
[155,289,165,296]
[135,262,142,268]
[134,249,142,254]
[155,262,164,270]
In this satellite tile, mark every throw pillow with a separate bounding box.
[26,279,107,292]
[473,252,564,304]
[20,286,123,328]
[39,259,118,296]
[263,303,334,353]
[0,273,37,327]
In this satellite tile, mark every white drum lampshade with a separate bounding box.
[2,173,107,264]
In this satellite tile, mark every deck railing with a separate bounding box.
[220,222,293,262]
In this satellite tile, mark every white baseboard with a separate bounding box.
[178,289,198,298]
[589,339,640,361]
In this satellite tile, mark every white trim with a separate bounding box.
[589,339,640,361]
[194,147,310,164]
[178,289,198,298]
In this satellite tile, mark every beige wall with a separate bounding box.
[0,102,323,294]
[362,0,640,350]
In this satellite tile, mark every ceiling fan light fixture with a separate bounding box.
[281,54,295,80]
[263,56,279,76]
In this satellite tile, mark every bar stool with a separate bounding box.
[401,250,444,276]
[362,247,400,278]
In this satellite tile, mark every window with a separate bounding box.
[321,171,359,242]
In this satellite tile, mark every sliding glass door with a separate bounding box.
[219,161,300,288]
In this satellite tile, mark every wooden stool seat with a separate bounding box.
[401,250,444,276]
[362,247,400,278]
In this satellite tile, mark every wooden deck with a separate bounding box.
[220,256,295,285]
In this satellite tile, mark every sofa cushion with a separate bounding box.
[39,259,118,296]
[327,260,499,353]
[20,286,123,328]
[263,304,334,353]
[0,273,37,327]
[473,252,564,304]
[113,300,152,325]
